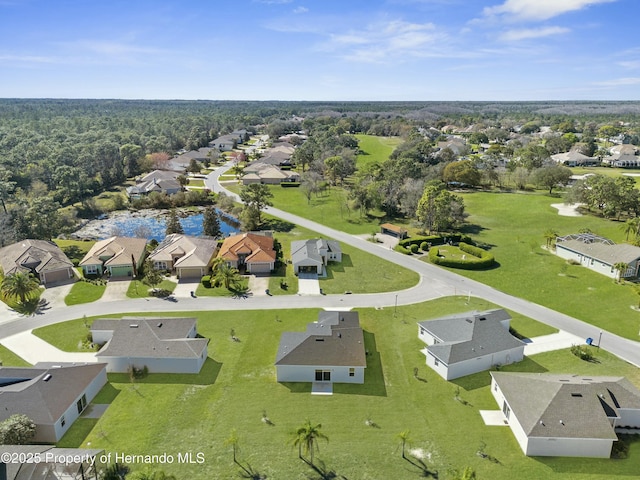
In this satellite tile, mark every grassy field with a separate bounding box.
[126,279,177,298]
[33,317,94,352]
[0,344,31,366]
[47,297,638,479]
[64,280,106,305]
[355,134,403,168]
[571,166,640,185]
[441,191,640,340]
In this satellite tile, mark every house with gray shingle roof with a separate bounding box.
[148,234,219,279]
[91,317,208,374]
[0,446,104,480]
[490,372,640,457]
[126,170,182,199]
[0,363,107,443]
[275,311,366,384]
[417,309,524,380]
[555,233,640,280]
[0,239,75,286]
[291,239,342,275]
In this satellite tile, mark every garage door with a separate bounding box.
[179,267,204,279]
[249,263,272,273]
[41,268,72,285]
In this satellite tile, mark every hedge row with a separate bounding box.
[398,234,472,249]
[428,242,496,270]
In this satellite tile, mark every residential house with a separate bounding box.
[241,162,300,185]
[555,233,640,280]
[217,232,276,274]
[0,363,107,443]
[79,236,147,278]
[380,223,408,239]
[126,170,182,199]
[1,446,104,480]
[417,309,525,380]
[550,151,598,167]
[0,239,75,286]
[275,311,366,384]
[148,234,219,279]
[210,130,248,152]
[490,372,640,457]
[91,317,208,374]
[291,239,342,275]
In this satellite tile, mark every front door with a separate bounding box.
[315,370,331,382]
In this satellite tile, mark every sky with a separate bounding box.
[0,0,639,101]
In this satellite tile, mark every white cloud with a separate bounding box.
[499,26,570,41]
[484,0,617,21]
[293,6,308,14]
[594,77,640,86]
[617,60,640,70]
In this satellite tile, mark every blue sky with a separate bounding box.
[0,0,638,100]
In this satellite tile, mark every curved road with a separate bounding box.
[1,163,638,368]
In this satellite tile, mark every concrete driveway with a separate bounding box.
[99,279,131,302]
[298,273,321,295]
[173,278,197,297]
[524,330,585,356]
[41,281,76,309]
[248,275,269,296]
[0,330,98,364]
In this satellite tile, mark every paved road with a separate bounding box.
[0,163,638,368]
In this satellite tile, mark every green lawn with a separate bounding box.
[126,279,177,298]
[571,166,640,186]
[355,134,403,168]
[442,191,640,340]
[187,178,205,187]
[41,298,638,479]
[0,344,31,366]
[64,280,106,305]
[33,317,94,352]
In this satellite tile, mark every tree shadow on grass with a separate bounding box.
[334,331,386,397]
[306,460,349,480]
[401,455,439,478]
[106,357,222,385]
[459,223,488,236]
[262,218,295,232]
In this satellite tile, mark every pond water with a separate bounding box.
[72,209,240,241]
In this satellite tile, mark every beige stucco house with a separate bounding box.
[148,234,219,279]
[79,236,147,277]
[0,239,75,286]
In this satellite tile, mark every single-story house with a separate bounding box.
[555,233,640,280]
[275,311,366,384]
[291,239,342,275]
[148,234,219,279]
[550,151,598,167]
[91,317,208,374]
[209,130,248,151]
[241,162,299,185]
[0,239,75,286]
[609,154,640,169]
[126,170,182,199]
[0,446,104,480]
[380,223,408,239]
[218,232,276,274]
[0,363,107,443]
[490,372,640,458]
[417,309,525,380]
[79,236,147,277]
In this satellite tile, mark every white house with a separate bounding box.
[417,309,525,380]
[91,317,208,374]
[555,233,640,280]
[0,363,107,443]
[275,311,366,384]
[290,239,342,275]
[490,372,640,458]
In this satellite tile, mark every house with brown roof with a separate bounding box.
[490,372,640,457]
[79,236,147,277]
[418,309,525,380]
[0,239,75,286]
[555,233,640,280]
[0,363,107,443]
[148,234,219,279]
[217,232,276,274]
[275,311,366,384]
[380,223,408,239]
[91,317,208,374]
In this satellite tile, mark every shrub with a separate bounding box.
[570,344,594,361]
[280,182,300,187]
[201,275,211,288]
[395,245,411,255]
[420,241,429,251]
[410,244,419,254]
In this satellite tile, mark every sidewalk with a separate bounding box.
[0,330,98,364]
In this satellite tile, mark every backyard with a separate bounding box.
[29,297,639,479]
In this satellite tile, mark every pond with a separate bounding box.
[72,209,240,241]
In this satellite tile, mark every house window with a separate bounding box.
[434,358,439,366]
[419,327,425,335]
[494,383,498,392]
[154,261,167,270]
[85,265,98,275]
[349,368,355,377]
[76,394,87,414]
[502,402,510,420]
[60,415,66,427]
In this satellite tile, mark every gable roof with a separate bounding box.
[291,239,341,266]
[0,240,73,276]
[92,317,207,359]
[418,309,523,365]
[275,311,366,367]
[0,363,106,425]
[1,446,104,480]
[79,236,147,267]
[556,233,640,265]
[148,234,219,268]
[218,233,276,263]
[492,372,640,440]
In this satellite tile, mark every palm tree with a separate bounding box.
[397,430,412,459]
[543,228,559,250]
[620,217,640,241]
[291,419,328,466]
[213,263,241,290]
[613,262,629,282]
[0,271,40,304]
